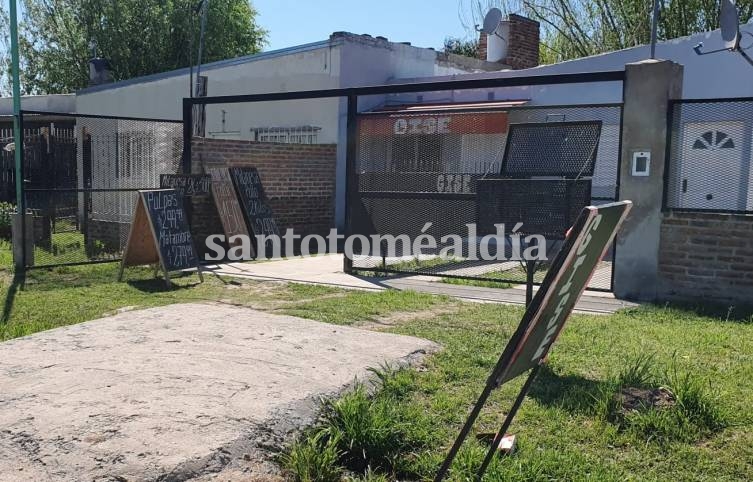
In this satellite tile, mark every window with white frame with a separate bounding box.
[252,126,321,144]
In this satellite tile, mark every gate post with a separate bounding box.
[14,111,26,269]
[614,60,683,300]
[342,94,357,274]
[181,98,193,174]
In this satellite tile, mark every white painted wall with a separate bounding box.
[76,41,343,143]
[0,94,75,115]
[75,35,475,145]
[75,34,479,228]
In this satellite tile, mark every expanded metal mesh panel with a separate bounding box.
[24,191,136,266]
[476,179,592,239]
[506,106,621,201]
[356,111,508,175]
[352,193,477,258]
[666,100,753,213]
[351,105,618,291]
[18,113,182,267]
[501,121,601,177]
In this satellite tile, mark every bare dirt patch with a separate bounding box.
[617,386,676,414]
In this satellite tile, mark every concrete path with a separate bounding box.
[207,255,383,291]
[0,303,437,481]
[207,255,637,314]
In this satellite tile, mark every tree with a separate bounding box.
[444,36,480,57]
[0,7,10,95]
[7,0,267,94]
[459,0,753,63]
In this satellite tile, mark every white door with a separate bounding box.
[679,121,745,210]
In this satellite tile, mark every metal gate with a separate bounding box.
[177,69,625,291]
[348,103,623,292]
[16,111,182,268]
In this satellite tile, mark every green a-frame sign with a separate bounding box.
[435,201,632,481]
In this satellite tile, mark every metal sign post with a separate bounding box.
[435,201,632,482]
[9,0,24,269]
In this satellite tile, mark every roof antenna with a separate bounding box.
[694,0,753,67]
[480,8,504,38]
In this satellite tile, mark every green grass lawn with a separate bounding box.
[0,239,12,268]
[0,262,454,341]
[0,230,123,271]
[282,297,753,481]
[1,263,752,481]
[0,263,337,341]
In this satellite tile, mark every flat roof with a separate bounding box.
[77,38,340,95]
[369,99,529,113]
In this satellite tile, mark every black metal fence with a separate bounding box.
[179,71,625,293]
[665,98,753,214]
[16,111,182,268]
[350,103,622,292]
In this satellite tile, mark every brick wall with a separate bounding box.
[505,14,540,70]
[658,211,753,305]
[475,14,539,69]
[190,138,337,252]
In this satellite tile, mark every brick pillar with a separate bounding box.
[614,60,684,301]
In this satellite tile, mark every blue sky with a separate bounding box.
[0,0,472,54]
[253,0,472,52]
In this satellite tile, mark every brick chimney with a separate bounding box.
[477,13,539,70]
[505,14,539,69]
[478,32,488,61]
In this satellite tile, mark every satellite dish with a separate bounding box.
[720,0,741,50]
[481,8,504,35]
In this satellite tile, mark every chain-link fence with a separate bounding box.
[665,98,753,214]
[349,102,622,292]
[17,111,182,268]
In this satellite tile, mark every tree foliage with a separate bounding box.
[460,0,753,63]
[444,36,480,57]
[4,0,267,94]
[0,7,11,95]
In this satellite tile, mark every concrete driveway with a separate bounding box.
[0,303,437,481]
[209,255,637,314]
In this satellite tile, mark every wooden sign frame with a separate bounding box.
[118,190,204,287]
[207,167,255,258]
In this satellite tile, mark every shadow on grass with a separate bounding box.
[625,302,753,324]
[527,364,607,414]
[672,302,753,323]
[208,273,242,286]
[126,277,201,293]
[22,263,122,291]
[1,271,26,324]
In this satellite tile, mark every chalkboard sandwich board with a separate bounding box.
[207,167,255,258]
[160,174,212,197]
[118,189,203,287]
[229,167,281,256]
